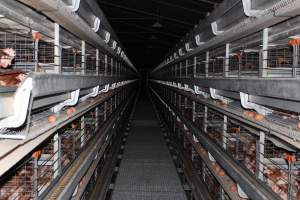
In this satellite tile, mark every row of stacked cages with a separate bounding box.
[80,95,133,200]
[0,7,134,198]
[152,84,300,200]
[0,87,131,200]
[160,24,300,79]
[153,89,232,200]
[0,18,128,76]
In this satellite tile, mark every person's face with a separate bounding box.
[0,56,12,68]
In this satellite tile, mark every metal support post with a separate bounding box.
[80,116,85,148]
[260,28,268,77]
[192,101,196,123]
[81,40,86,75]
[256,131,265,180]
[111,57,114,76]
[292,44,299,78]
[104,101,107,121]
[105,54,108,76]
[205,51,209,77]
[204,106,208,132]
[222,115,228,149]
[193,56,197,78]
[53,133,61,178]
[185,59,188,77]
[224,43,230,77]
[96,49,99,75]
[95,107,99,130]
[33,156,38,199]
[54,23,61,73]
[33,33,39,72]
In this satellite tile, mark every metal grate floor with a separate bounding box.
[111,95,187,200]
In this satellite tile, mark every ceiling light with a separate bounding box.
[151,35,157,40]
[152,21,163,28]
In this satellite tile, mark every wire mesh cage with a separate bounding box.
[0,18,58,74]
[106,55,113,76]
[98,50,106,76]
[208,47,225,77]
[180,61,186,78]
[0,157,34,199]
[38,39,56,72]
[206,108,224,145]
[229,47,260,77]
[0,30,35,72]
[61,46,82,74]
[261,138,300,200]
[193,102,205,130]
[187,57,194,78]
[85,45,97,75]
[202,164,226,199]
[266,43,294,77]
[195,53,206,77]
[224,121,257,174]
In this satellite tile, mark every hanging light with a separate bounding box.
[151,35,157,40]
[152,21,163,28]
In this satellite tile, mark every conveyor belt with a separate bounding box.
[111,93,187,200]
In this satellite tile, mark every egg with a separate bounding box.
[244,111,250,116]
[229,184,237,192]
[219,170,225,177]
[71,123,78,129]
[297,121,300,130]
[32,150,42,158]
[254,114,264,121]
[247,111,255,118]
[214,165,221,172]
[70,107,76,113]
[66,108,73,116]
[48,115,57,123]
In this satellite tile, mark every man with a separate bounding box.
[0,48,26,86]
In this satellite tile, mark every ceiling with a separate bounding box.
[97,0,223,70]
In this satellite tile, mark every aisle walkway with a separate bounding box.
[111,93,187,200]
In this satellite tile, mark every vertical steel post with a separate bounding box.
[105,54,108,76]
[104,101,107,121]
[33,156,38,199]
[192,101,196,123]
[81,40,86,75]
[193,56,197,78]
[257,131,265,180]
[204,106,208,132]
[96,49,99,75]
[80,116,85,147]
[205,51,209,77]
[95,107,99,130]
[34,33,39,72]
[225,43,230,77]
[292,44,299,78]
[54,23,61,73]
[222,115,227,149]
[186,59,188,77]
[53,133,61,178]
[260,28,268,77]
